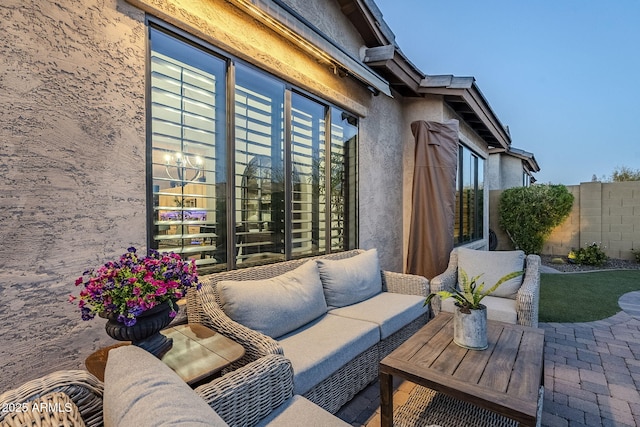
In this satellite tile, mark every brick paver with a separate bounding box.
[337,304,640,427]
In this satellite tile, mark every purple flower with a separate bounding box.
[69,247,198,325]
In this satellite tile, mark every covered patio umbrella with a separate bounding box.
[406,120,459,279]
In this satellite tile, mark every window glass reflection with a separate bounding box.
[149,28,227,271]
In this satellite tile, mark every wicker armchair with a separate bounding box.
[0,370,103,427]
[430,248,541,327]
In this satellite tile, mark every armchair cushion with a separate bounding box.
[255,395,350,427]
[218,261,327,339]
[316,248,382,308]
[103,346,227,427]
[457,248,525,299]
[442,295,517,324]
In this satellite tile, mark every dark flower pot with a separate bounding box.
[104,301,174,357]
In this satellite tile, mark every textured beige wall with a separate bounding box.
[0,0,410,390]
[284,0,365,56]
[491,182,640,260]
[0,0,147,390]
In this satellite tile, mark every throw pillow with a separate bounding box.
[103,345,227,427]
[0,392,85,427]
[457,248,525,299]
[316,248,382,308]
[218,260,327,338]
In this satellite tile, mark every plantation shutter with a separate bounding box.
[149,29,227,270]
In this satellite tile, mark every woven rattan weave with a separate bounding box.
[0,371,103,427]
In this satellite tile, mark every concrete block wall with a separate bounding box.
[490,181,640,260]
[541,185,581,256]
[598,182,640,259]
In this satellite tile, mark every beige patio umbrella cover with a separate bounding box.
[406,119,459,280]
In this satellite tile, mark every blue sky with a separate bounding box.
[374,0,640,185]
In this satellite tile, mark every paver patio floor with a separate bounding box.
[337,304,640,426]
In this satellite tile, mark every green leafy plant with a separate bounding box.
[499,184,574,254]
[424,269,524,313]
[631,248,640,264]
[571,243,608,266]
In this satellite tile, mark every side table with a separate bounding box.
[86,323,245,388]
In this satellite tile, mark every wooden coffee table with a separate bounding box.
[86,323,245,388]
[380,313,544,427]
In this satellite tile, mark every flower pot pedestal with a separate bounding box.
[104,302,175,358]
[453,304,488,350]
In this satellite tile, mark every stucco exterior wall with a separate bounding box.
[359,94,405,272]
[501,155,525,189]
[0,0,147,391]
[491,182,640,260]
[0,0,408,390]
[487,154,524,190]
[283,0,365,56]
[487,154,502,190]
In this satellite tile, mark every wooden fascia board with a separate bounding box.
[419,86,509,148]
[343,0,392,46]
[364,46,422,94]
[465,87,510,148]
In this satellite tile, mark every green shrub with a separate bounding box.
[571,243,608,266]
[632,248,640,263]
[499,184,574,254]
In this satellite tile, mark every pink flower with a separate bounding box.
[69,247,198,325]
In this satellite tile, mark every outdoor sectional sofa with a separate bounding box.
[187,248,430,414]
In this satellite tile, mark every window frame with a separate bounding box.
[454,143,485,246]
[145,19,359,273]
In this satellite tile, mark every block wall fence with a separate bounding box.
[489,181,640,260]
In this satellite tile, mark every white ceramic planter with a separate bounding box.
[453,304,488,350]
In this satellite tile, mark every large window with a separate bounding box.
[454,145,484,245]
[147,24,358,273]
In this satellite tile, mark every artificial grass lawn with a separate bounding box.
[540,270,640,323]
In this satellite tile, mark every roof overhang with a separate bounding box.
[336,0,513,149]
[357,43,510,148]
[490,146,541,173]
[418,75,511,149]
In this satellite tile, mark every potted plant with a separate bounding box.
[69,247,200,356]
[424,269,523,350]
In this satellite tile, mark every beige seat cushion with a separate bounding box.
[255,395,350,427]
[457,248,525,299]
[441,296,517,325]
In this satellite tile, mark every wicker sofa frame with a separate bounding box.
[187,249,430,414]
[0,370,104,427]
[429,248,541,328]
